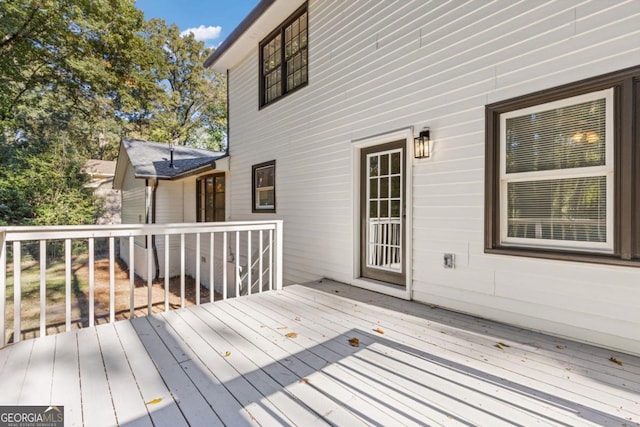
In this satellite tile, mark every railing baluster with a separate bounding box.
[109,237,115,323]
[235,231,240,298]
[259,230,263,293]
[147,233,152,315]
[129,236,134,318]
[0,230,6,346]
[209,232,214,303]
[0,221,282,345]
[180,233,185,308]
[13,241,21,342]
[223,232,227,300]
[65,239,71,332]
[195,233,200,305]
[39,240,46,337]
[268,230,273,291]
[89,238,95,328]
[275,222,283,290]
[164,234,169,312]
[247,231,252,296]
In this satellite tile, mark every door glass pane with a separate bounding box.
[391,176,400,198]
[369,178,378,198]
[391,200,400,218]
[380,200,388,218]
[369,156,378,177]
[380,177,389,198]
[380,154,389,175]
[391,152,400,174]
[369,201,378,218]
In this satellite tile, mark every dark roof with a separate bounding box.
[203,0,275,68]
[121,138,227,180]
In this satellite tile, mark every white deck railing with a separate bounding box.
[0,221,283,346]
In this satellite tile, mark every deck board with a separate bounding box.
[18,333,56,405]
[289,283,640,416]
[51,330,82,426]
[284,284,639,424]
[77,327,118,427]
[0,280,638,426]
[95,323,153,427]
[112,321,187,427]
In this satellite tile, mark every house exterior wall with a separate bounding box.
[225,0,640,354]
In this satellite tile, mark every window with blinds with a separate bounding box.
[499,89,614,251]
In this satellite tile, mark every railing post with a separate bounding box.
[275,220,283,291]
[0,229,6,346]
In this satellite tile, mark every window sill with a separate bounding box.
[485,247,640,268]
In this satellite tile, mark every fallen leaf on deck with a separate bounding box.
[223,351,231,357]
[494,341,510,350]
[145,398,163,405]
[285,332,298,338]
[299,377,310,384]
[374,327,384,334]
[556,345,565,349]
[609,356,623,366]
[277,326,288,330]
[348,337,360,347]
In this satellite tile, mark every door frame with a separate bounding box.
[351,127,414,300]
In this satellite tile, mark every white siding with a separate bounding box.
[119,165,150,279]
[226,0,640,355]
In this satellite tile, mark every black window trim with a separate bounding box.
[485,65,640,267]
[196,172,226,222]
[252,160,276,213]
[258,3,308,108]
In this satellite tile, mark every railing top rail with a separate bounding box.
[1,220,283,242]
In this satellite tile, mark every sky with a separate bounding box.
[135,0,260,47]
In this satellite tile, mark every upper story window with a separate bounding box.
[485,65,640,266]
[260,5,308,107]
[196,173,225,222]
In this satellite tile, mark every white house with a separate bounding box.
[205,0,640,355]
[113,138,230,287]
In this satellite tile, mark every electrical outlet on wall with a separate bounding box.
[444,253,455,269]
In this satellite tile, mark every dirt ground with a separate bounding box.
[8,257,218,343]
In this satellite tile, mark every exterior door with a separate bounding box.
[360,140,406,286]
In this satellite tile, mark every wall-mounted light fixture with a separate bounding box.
[414,128,431,159]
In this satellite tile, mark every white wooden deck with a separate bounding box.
[0,280,638,426]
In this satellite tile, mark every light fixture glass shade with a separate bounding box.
[414,129,430,159]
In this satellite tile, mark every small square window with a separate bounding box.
[252,160,276,213]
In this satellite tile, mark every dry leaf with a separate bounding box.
[374,327,384,335]
[494,341,510,350]
[146,398,163,405]
[285,332,298,338]
[223,351,231,357]
[609,356,623,366]
[277,326,288,330]
[556,345,565,350]
[348,337,360,347]
[299,377,310,384]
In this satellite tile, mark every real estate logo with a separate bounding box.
[0,406,63,427]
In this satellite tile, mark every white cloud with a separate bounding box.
[180,25,222,42]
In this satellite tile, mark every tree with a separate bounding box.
[0,1,228,226]
[127,19,227,150]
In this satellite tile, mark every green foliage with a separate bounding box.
[126,19,227,150]
[0,0,227,226]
